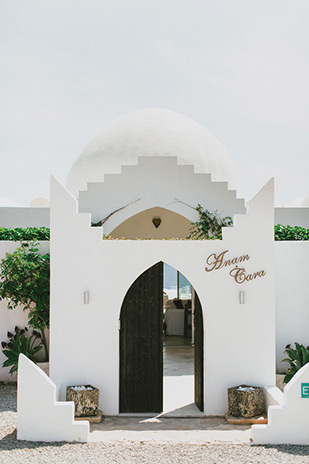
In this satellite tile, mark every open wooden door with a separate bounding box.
[194,291,204,411]
[119,262,163,413]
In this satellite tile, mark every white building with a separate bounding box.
[1,108,309,444]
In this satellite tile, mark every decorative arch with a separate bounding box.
[110,206,193,239]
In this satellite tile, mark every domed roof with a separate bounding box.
[29,197,50,207]
[287,194,309,207]
[66,108,242,197]
[0,196,22,207]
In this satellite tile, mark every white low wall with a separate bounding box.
[253,363,309,445]
[0,207,49,228]
[17,354,89,442]
[275,207,309,228]
[275,241,309,372]
[0,241,50,382]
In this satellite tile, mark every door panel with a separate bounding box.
[194,292,204,411]
[120,262,163,413]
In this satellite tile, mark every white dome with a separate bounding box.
[66,108,242,197]
[287,195,309,207]
[29,197,50,207]
[0,196,22,207]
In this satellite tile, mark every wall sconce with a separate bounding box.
[239,291,245,305]
[84,291,89,305]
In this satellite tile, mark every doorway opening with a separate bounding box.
[119,261,203,415]
[163,263,203,414]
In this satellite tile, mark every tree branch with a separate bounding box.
[91,197,142,227]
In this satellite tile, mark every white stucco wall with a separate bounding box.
[0,241,50,381]
[50,177,275,416]
[78,156,245,234]
[275,241,309,372]
[275,207,309,228]
[0,207,49,228]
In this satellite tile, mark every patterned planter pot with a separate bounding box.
[66,385,99,417]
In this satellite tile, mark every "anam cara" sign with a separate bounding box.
[205,250,266,284]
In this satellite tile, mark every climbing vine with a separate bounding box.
[189,205,233,240]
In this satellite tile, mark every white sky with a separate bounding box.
[1,0,309,206]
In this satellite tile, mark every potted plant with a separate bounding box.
[282,342,309,383]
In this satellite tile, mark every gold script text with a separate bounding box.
[205,250,250,272]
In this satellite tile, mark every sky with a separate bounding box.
[1,0,309,206]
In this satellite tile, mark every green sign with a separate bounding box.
[301,383,309,398]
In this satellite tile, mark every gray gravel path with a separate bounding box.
[1,384,309,463]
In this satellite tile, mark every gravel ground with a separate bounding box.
[1,384,309,464]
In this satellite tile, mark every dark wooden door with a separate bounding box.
[120,262,163,413]
[194,292,204,411]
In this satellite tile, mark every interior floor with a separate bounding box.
[163,335,193,376]
[163,335,198,414]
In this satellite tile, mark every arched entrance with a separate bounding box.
[119,261,204,414]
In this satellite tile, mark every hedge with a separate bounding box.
[274,224,309,241]
[0,227,50,241]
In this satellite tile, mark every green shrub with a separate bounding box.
[0,243,50,360]
[275,224,309,241]
[0,227,50,241]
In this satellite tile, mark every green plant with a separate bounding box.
[0,227,50,241]
[1,326,43,374]
[189,205,233,240]
[0,242,50,360]
[281,342,309,383]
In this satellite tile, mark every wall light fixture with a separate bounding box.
[239,291,245,305]
[84,291,89,305]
